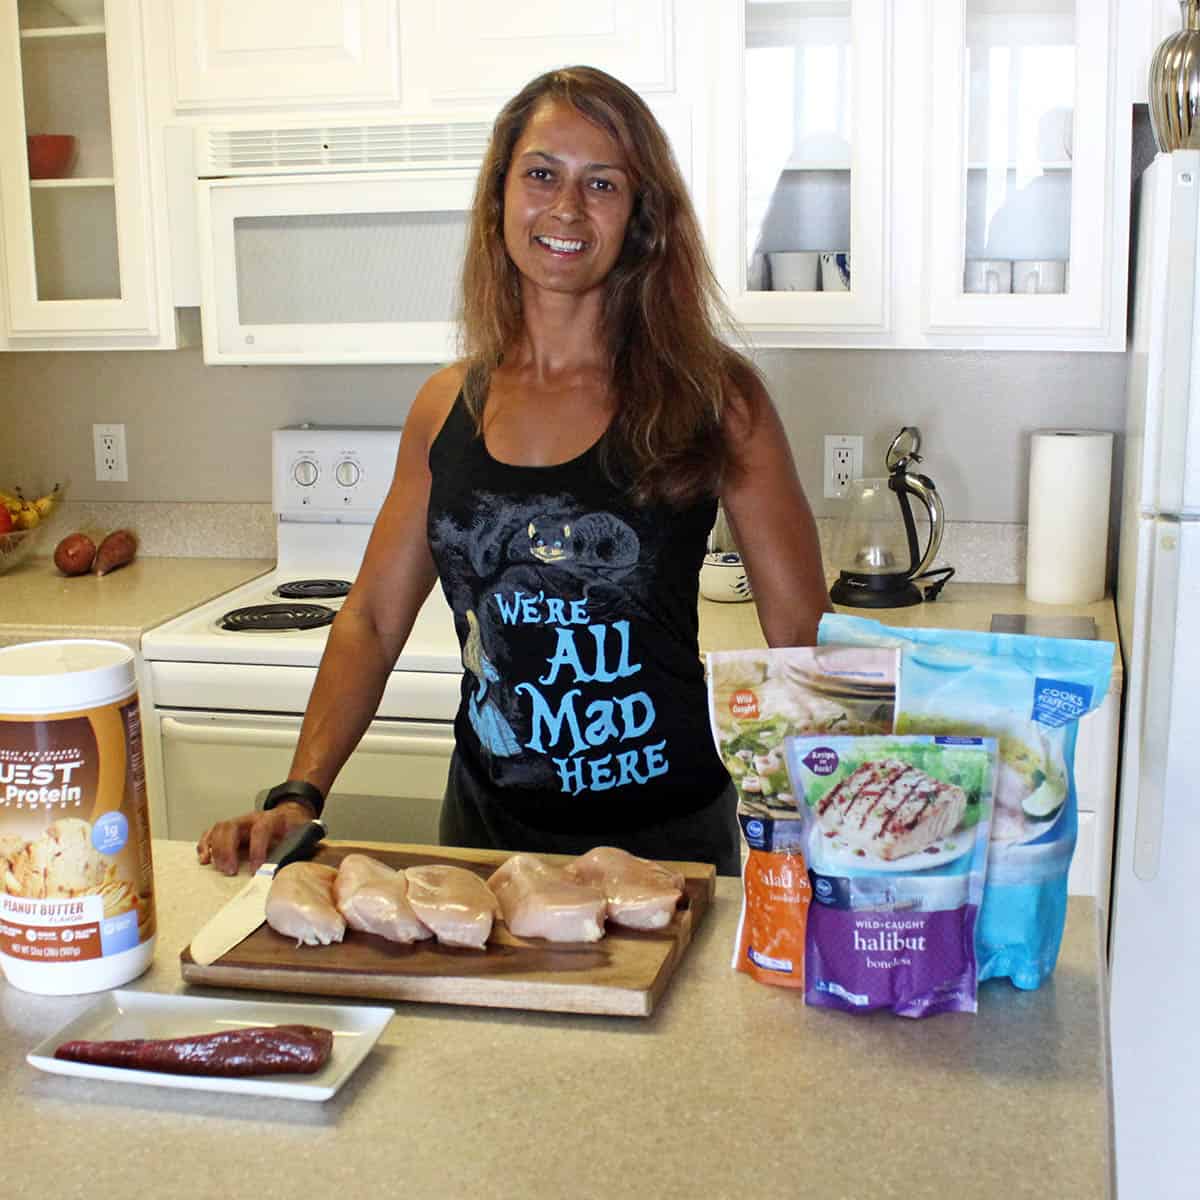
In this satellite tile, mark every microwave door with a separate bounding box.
[197,171,476,364]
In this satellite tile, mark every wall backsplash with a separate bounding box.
[0,339,1122,584]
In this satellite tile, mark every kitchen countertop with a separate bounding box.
[0,558,1120,692]
[0,556,272,650]
[0,840,1112,1200]
[698,581,1123,689]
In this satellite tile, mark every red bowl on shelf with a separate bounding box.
[27,134,78,180]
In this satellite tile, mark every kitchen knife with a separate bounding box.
[189,820,327,966]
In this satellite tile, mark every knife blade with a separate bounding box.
[189,819,327,966]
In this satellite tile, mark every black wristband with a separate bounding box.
[262,780,325,818]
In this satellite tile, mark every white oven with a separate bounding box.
[156,711,455,845]
[140,425,463,843]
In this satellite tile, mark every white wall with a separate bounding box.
[0,341,1125,525]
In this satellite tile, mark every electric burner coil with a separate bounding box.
[273,579,352,600]
[218,603,336,632]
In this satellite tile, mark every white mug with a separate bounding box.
[766,251,820,292]
[819,252,851,292]
[1013,259,1067,294]
[963,259,1012,294]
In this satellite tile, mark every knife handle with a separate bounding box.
[268,819,327,870]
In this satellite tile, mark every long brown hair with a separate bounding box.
[458,65,759,506]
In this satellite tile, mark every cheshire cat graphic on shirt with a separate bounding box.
[429,495,666,797]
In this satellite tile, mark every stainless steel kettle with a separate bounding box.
[829,428,954,607]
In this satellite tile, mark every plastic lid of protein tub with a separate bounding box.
[0,639,136,714]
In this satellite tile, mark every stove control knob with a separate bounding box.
[292,459,319,487]
[335,460,361,487]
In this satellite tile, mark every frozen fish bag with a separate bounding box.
[787,734,995,1017]
[818,614,1115,991]
[707,646,898,988]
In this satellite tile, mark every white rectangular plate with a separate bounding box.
[27,990,394,1102]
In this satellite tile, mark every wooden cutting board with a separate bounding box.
[180,841,716,1017]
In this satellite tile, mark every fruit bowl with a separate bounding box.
[0,529,44,575]
[0,482,66,573]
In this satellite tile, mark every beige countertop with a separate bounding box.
[699,581,1122,689]
[0,557,1120,693]
[0,840,1111,1200]
[0,557,272,650]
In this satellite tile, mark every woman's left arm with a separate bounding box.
[719,378,831,647]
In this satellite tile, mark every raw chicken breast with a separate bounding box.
[564,846,684,931]
[333,854,432,944]
[487,854,607,943]
[265,862,345,946]
[404,863,498,949]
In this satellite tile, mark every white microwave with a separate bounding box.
[175,115,493,364]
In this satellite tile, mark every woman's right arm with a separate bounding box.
[197,367,464,874]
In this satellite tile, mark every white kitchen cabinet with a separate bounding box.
[167,0,400,111]
[693,0,890,338]
[399,0,675,109]
[0,0,177,348]
[923,0,1127,348]
[690,0,1131,351]
[161,1,674,115]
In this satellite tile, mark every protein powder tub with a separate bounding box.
[0,639,156,995]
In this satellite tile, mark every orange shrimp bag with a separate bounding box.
[707,646,899,989]
[735,840,811,986]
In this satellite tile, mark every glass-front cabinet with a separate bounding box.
[700,0,889,339]
[0,0,170,344]
[924,0,1124,345]
[694,0,1128,350]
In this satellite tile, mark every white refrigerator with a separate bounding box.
[1111,150,1200,1199]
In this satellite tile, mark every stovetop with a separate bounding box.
[142,568,462,673]
[143,426,462,676]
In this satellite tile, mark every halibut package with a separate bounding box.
[818,614,1114,990]
[786,734,995,1017]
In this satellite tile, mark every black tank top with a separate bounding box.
[426,391,729,835]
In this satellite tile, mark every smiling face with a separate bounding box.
[502,98,636,300]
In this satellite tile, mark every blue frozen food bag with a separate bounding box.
[786,734,995,1017]
[818,613,1114,990]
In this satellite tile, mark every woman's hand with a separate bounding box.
[196,800,316,876]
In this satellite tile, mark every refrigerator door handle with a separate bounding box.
[1134,522,1181,881]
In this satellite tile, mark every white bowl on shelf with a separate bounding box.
[699,552,753,603]
[51,0,105,26]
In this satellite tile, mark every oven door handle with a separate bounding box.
[159,717,455,757]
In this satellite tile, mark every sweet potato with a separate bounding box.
[94,529,137,576]
[53,533,96,577]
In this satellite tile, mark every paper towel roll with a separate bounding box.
[1025,429,1113,605]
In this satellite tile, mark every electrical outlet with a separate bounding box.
[93,423,129,482]
[823,434,863,499]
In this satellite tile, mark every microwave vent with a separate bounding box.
[200,121,492,177]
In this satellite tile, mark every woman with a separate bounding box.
[198,66,829,878]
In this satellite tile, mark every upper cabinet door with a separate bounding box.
[169,0,400,110]
[0,0,163,341]
[924,0,1127,348]
[399,0,675,108]
[699,0,890,342]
